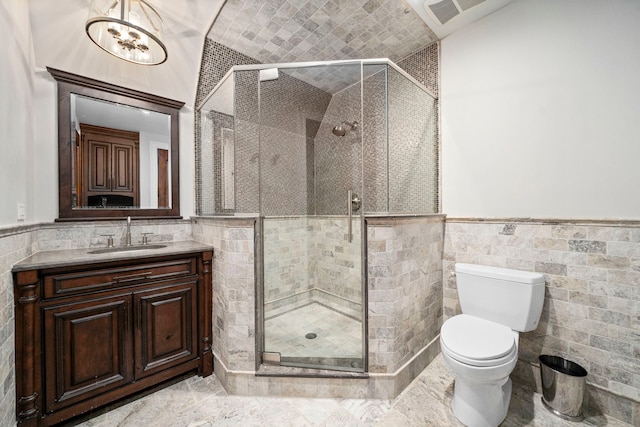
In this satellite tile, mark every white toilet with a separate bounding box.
[440,263,545,427]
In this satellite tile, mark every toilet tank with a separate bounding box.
[454,263,546,332]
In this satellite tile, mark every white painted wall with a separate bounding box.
[33,70,58,222]
[139,131,170,208]
[441,0,640,219]
[180,108,195,218]
[16,0,219,223]
[0,0,35,227]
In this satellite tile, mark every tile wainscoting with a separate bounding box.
[444,218,640,425]
[0,225,36,427]
[192,214,444,399]
[4,216,636,423]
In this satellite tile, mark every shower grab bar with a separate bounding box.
[347,190,353,243]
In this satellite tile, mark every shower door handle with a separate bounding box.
[347,190,353,243]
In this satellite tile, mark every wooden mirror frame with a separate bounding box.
[49,67,184,220]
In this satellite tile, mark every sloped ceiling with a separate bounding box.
[204,0,438,96]
[207,0,437,64]
[28,0,224,105]
[27,0,510,105]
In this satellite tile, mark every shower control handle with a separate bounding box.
[348,190,353,243]
[351,194,361,212]
[347,191,361,243]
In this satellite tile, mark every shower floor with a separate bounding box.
[264,302,362,362]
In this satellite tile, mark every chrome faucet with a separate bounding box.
[125,216,132,246]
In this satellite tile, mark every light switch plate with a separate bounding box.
[17,203,25,221]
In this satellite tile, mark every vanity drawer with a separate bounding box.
[43,257,198,298]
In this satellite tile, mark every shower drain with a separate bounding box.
[305,332,317,339]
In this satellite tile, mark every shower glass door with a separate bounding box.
[260,62,365,372]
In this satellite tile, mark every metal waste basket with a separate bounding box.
[539,355,588,420]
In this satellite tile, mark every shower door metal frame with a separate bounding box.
[197,59,437,112]
[256,60,369,373]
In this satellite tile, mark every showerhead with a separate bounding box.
[332,120,358,137]
[332,126,347,137]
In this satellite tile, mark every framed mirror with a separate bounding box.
[49,67,184,220]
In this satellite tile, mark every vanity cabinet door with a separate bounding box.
[86,140,111,193]
[133,279,199,379]
[42,293,133,414]
[111,142,137,194]
[80,123,140,207]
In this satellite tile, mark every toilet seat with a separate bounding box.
[441,314,517,367]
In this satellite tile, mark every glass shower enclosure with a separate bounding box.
[198,59,438,372]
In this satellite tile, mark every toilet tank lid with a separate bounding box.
[455,263,545,284]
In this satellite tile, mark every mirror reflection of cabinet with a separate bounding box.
[78,124,140,208]
[48,67,183,220]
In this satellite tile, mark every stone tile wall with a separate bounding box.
[368,215,445,374]
[0,225,36,427]
[35,219,192,250]
[262,216,362,317]
[263,216,312,308]
[206,0,436,87]
[444,219,640,425]
[191,217,256,371]
[312,217,362,309]
[201,214,443,399]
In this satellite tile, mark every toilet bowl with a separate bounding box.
[441,314,519,427]
[442,263,545,427]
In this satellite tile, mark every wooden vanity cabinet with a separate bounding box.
[13,250,213,427]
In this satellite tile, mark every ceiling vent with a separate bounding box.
[406,0,513,39]
[424,0,486,25]
[457,0,487,12]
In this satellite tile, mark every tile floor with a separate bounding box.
[264,303,362,359]
[71,355,632,426]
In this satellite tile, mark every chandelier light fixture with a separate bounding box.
[86,0,167,65]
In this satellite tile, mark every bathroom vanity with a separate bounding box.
[12,241,213,426]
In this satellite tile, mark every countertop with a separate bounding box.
[12,240,213,272]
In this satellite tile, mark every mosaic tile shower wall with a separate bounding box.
[234,70,261,213]
[195,40,260,214]
[195,40,260,108]
[397,42,439,98]
[199,111,234,215]
[313,65,363,215]
[396,42,440,212]
[388,66,439,213]
[259,71,331,216]
[362,65,389,213]
[196,37,440,216]
[314,64,438,214]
